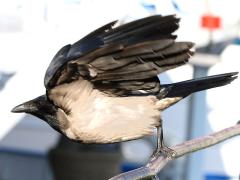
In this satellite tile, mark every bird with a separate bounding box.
[12,15,238,157]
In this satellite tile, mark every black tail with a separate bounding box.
[161,72,238,98]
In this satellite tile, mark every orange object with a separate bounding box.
[201,14,221,30]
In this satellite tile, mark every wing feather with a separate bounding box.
[45,15,194,97]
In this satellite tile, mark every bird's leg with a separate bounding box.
[151,119,176,159]
[157,125,163,150]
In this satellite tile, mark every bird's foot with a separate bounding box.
[151,146,176,159]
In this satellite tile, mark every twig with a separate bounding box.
[109,123,240,180]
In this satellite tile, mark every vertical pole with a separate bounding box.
[183,66,209,180]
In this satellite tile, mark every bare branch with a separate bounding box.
[110,123,240,180]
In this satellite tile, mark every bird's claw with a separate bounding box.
[151,146,176,159]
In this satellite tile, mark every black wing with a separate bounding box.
[44,15,194,96]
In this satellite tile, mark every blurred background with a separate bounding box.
[0,0,240,179]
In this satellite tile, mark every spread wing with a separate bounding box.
[44,15,194,96]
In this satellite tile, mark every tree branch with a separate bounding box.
[110,123,240,180]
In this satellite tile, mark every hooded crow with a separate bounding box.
[12,15,238,156]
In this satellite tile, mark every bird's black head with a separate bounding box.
[11,95,60,131]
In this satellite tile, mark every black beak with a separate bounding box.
[11,102,32,113]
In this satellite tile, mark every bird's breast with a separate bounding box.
[49,79,161,143]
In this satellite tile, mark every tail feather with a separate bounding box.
[160,72,238,98]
